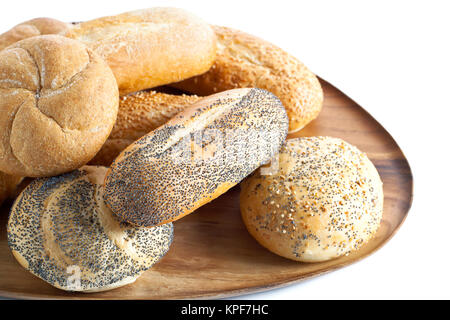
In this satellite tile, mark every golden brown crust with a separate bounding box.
[240,137,383,262]
[0,18,71,51]
[64,7,216,95]
[90,91,200,166]
[0,35,119,177]
[103,88,289,227]
[173,26,323,133]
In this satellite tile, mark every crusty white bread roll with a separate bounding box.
[90,91,201,166]
[64,7,216,95]
[0,172,23,205]
[240,137,383,262]
[103,88,289,227]
[0,35,118,177]
[173,26,323,133]
[0,18,71,51]
[7,166,173,292]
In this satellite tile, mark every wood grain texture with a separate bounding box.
[0,79,413,299]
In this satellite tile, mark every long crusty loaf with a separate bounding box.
[64,7,216,95]
[90,91,201,166]
[173,25,323,133]
[103,88,289,227]
[0,18,71,51]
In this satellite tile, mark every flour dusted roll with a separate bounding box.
[104,88,289,227]
[64,7,216,95]
[0,18,70,51]
[174,26,323,133]
[0,35,118,177]
[91,91,201,166]
[240,137,383,262]
[7,166,173,292]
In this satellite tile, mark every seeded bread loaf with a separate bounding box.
[240,137,383,262]
[0,35,119,177]
[64,7,216,95]
[0,18,71,51]
[173,26,323,133]
[104,88,289,227]
[7,166,173,292]
[91,91,201,166]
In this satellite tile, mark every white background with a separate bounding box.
[1,0,449,299]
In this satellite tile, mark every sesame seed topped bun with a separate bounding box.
[240,136,383,262]
[173,26,323,133]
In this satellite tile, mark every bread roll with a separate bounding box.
[64,7,216,95]
[240,137,383,262]
[0,172,23,205]
[91,91,201,166]
[173,26,323,133]
[0,35,118,177]
[7,166,173,292]
[104,88,289,227]
[0,18,71,51]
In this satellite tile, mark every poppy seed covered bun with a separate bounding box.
[240,137,383,262]
[7,166,173,292]
[0,35,119,177]
[104,88,289,227]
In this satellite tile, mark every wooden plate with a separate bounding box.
[0,79,413,299]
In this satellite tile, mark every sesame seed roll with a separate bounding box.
[240,136,383,262]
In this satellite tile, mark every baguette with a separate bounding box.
[64,7,216,95]
[103,88,289,227]
[90,91,201,166]
[173,26,323,133]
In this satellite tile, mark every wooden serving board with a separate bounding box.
[0,79,413,299]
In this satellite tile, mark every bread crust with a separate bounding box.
[240,137,383,262]
[0,18,71,51]
[103,88,289,227]
[0,35,119,177]
[90,91,200,166]
[174,26,323,133]
[64,7,216,95]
